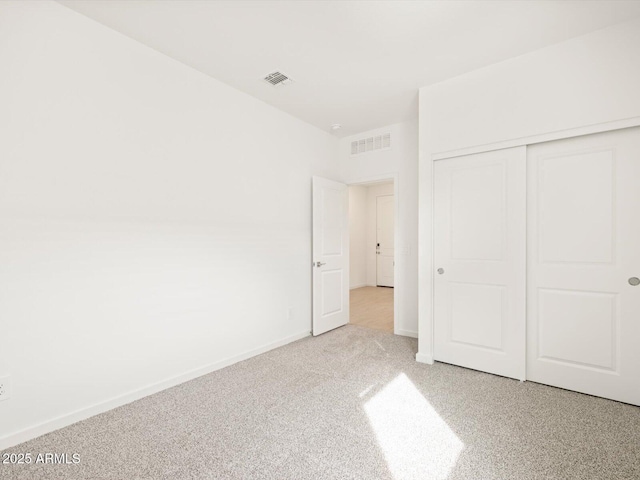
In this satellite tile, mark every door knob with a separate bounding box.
[629,277,640,286]
[315,261,326,267]
[437,268,445,275]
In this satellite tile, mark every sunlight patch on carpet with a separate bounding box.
[364,373,464,480]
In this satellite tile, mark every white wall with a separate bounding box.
[348,186,367,289]
[0,0,338,448]
[417,17,640,363]
[340,120,418,337]
[421,17,640,157]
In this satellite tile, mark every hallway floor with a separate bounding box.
[349,286,394,333]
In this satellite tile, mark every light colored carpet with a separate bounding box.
[349,286,394,332]
[1,325,639,480]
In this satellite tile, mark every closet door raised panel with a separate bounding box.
[434,147,526,380]
[527,127,640,406]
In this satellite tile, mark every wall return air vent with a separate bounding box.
[263,71,293,87]
[350,132,391,155]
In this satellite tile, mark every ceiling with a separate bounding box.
[57,1,640,137]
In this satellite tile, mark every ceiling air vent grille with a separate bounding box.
[350,132,391,156]
[263,71,292,87]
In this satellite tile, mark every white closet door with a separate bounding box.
[527,127,640,406]
[434,147,526,380]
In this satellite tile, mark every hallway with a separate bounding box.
[349,286,394,333]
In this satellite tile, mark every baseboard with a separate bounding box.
[394,329,418,338]
[349,283,367,290]
[415,352,434,365]
[0,330,310,450]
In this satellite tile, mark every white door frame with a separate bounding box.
[418,118,640,366]
[347,173,400,336]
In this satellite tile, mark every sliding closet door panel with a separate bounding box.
[527,127,640,406]
[434,147,526,380]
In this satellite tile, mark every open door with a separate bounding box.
[312,176,349,336]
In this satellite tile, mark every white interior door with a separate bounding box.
[312,176,349,336]
[527,127,640,406]
[434,147,526,380]
[376,195,395,287]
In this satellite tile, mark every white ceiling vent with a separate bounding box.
[263,71,293,87]
[350,133,391,156]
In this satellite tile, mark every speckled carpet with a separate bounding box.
[1,325,639,480]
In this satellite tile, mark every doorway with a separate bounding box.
[347,178,397,333]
